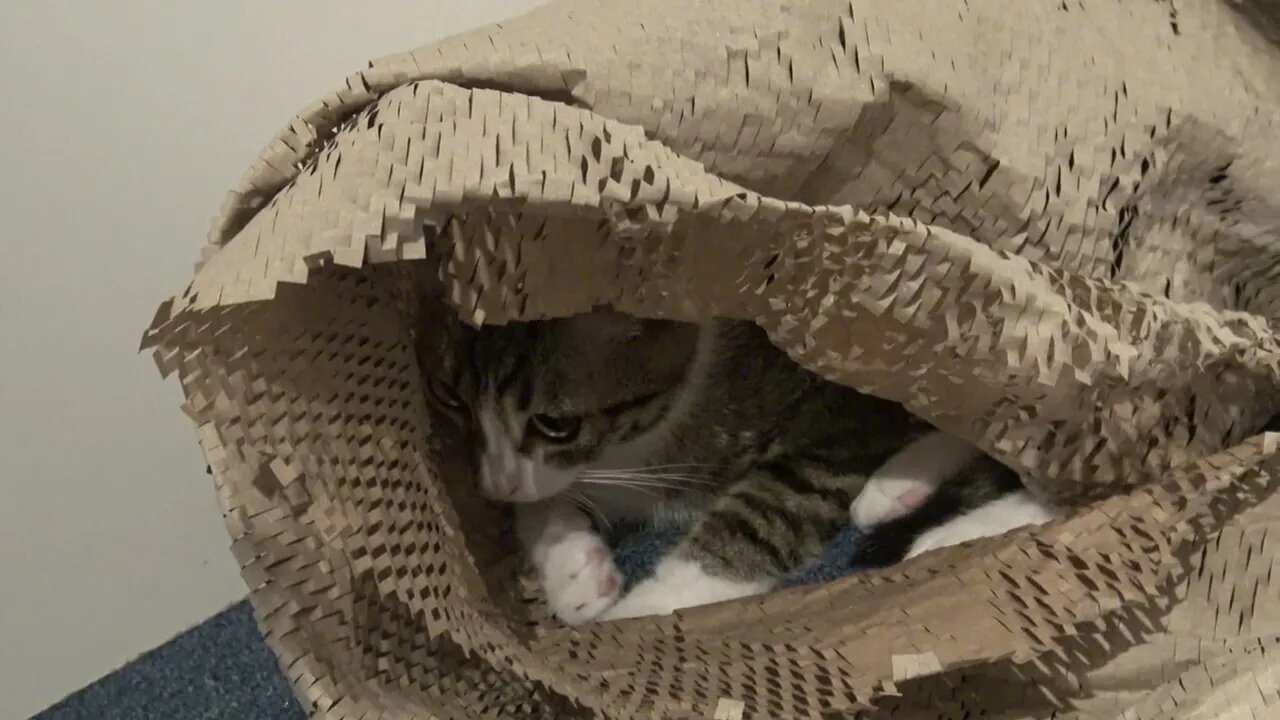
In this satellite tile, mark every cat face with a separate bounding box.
[424,309,700,502]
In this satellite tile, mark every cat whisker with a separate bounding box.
[582,476,718,489]
[580,474,688,486]
[580,470,717,486]
[612,463,715,471]
[578,477,713,495]
[583,464,714,475]
[588,481,666,498]
[585,470,714,479]
[581,474,711,484]
[564,488,611,531]
[588,474,721,484]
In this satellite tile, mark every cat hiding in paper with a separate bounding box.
[422,308,1055,624]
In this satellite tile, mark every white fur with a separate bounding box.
[476,401,575,502]
[515,497,622,624]
[850,430,982,530]
[492,325,721,622]
[598,556,772,621]
[906,490,1056,558]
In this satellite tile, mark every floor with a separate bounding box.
[33,601,302,720]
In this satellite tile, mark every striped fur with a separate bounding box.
[421,308,1022,616]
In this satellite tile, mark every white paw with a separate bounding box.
[849,476,933,530]
[541,531,623,625]
[851,431,979,531]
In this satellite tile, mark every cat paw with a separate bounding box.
[541,531,623,625]
[851,431,980,530]
[849,477,933,531]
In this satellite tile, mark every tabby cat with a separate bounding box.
[424,308,1054,624]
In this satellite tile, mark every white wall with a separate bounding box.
[0,2,543,717]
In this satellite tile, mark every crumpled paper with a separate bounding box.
[143,1,1280,717]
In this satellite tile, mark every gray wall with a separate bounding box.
[0,2,543,716]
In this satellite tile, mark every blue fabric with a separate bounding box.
[611,517,869,589]
[37,524,867,719]
[33,602,304,720]
[781,525,867,587]
[609,521,689,591]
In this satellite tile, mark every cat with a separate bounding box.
[421,308,1055,624]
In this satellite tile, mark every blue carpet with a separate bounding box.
[35,523,866,719]
[33,601,303,720]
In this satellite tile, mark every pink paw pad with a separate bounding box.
[851,479,938,531]
[544,532,622,624]
[896,486,931,512]
[570,545,607,580]
[598,571,616,596]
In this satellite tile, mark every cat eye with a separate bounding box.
[426,376,466,411]
[528,413,582,443]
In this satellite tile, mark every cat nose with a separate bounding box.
[475,413,538,501]
[476,407,503,455]
[477,439,517,499]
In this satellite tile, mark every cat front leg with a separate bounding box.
[516,496,623,625]
[849,430,982,530]
[598,553,771,621]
